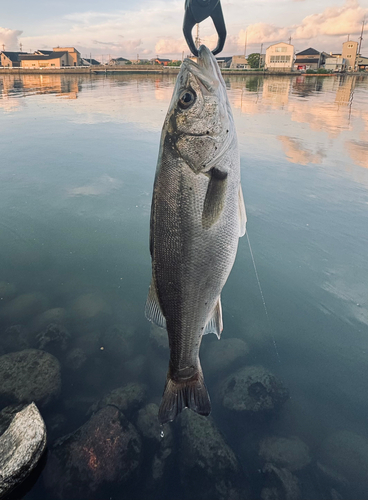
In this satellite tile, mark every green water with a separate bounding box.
[1,72,368,499]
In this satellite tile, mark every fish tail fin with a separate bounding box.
[158,366,211,424]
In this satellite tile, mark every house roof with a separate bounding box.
[155,58,171,62]
[295,58,320,64]
[111,57,129,61]
[1,51,28,62]
[36,50,54,55]
[81,58,100,65]
[19,51,68,61]
[216,56,232,62]
[296,47,320,56]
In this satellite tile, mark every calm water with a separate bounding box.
[1,72,368,500]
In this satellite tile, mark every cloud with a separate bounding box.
[346,140,368,169]
[0,27,23,51]
[278,136,325,165]
[235,0,367,54]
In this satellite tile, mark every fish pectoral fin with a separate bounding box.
[203,298,223,339]
[145,280,167,329]
[202,167,228,230]
[238,185,247,237]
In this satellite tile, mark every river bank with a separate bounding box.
[1,66,367,76]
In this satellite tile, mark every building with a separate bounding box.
[215,56,232,68]
[265,42,294,72]
[109,57,130,66]
[230,55,249,69]
[325,57,346,72]
[357,55,368,71]
[20,51,70,68]
[342,40,358,71]
[151,58,171,66]
[129,58,150,64]
[53,47,81,66]
[81,57,101,66]
[294,47,328,70]
[0,51,29,67]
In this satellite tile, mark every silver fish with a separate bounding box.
[146,45,246,424]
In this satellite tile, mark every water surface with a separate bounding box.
[1,72,368,500]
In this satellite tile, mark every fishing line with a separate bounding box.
[246,230,281,363]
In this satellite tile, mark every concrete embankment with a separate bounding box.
[0,66,367,77]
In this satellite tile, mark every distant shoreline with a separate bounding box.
[0,66,366,77]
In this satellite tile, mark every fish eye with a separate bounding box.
[178,89,196,110]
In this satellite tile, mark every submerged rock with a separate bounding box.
[0,403,46,499]
[87,382,147,418]
[36,323,71,353]
[0,293,47,322]
[261,463,301,500]
[202,338,249,378]
[44,406,141,499]
[318,430,368,493]
[0,349,61,408]
[259,436,311,472]
[0,324,29,353]
[179,411,247,500]
[32,308,68,331]
[136,403,173,489]
[219,365,289,414]
[65,347,87,371]
[72,293,111,319]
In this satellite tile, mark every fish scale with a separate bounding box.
[146,45,246,424]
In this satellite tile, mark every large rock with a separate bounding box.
[87,382,147,418]
[259,436,311,472]
[0,324,29,353]
[44,406,141,499]
[202,338,249,378]
[318,430,368,494]
[0,403,46,499]
[0,349,61,408]
[179,411,248,500]
[219,365,289,414]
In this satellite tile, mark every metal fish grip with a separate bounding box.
[183,0,227,56]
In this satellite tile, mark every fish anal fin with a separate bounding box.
[238,185,247,237]
[145,280,167,329]
[158,366,211,424]
[203,298,223,339]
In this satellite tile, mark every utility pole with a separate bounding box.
[243,31,247,57]
[2,44,5,51]
[19,42,23,52]
[90,52,92,64]
[259,43,263,68]
[195,23,201,49]
[288,36,292,45]
[358,18,365,55]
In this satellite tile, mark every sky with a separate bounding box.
[0,0,367,60]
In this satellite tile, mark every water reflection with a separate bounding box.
[1,70,368,500]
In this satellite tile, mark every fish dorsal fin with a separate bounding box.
[203,298,223,339]
[145,280,167,329]
[238,185,247,237]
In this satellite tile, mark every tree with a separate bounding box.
[247,53,261,69]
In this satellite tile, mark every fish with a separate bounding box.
[146,44,246,424]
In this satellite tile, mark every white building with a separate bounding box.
[325,57,346,72]
[265,42,294,72]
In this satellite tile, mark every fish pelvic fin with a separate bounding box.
[158,366,211,424]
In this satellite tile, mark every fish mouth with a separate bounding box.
[182,45,224,93]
